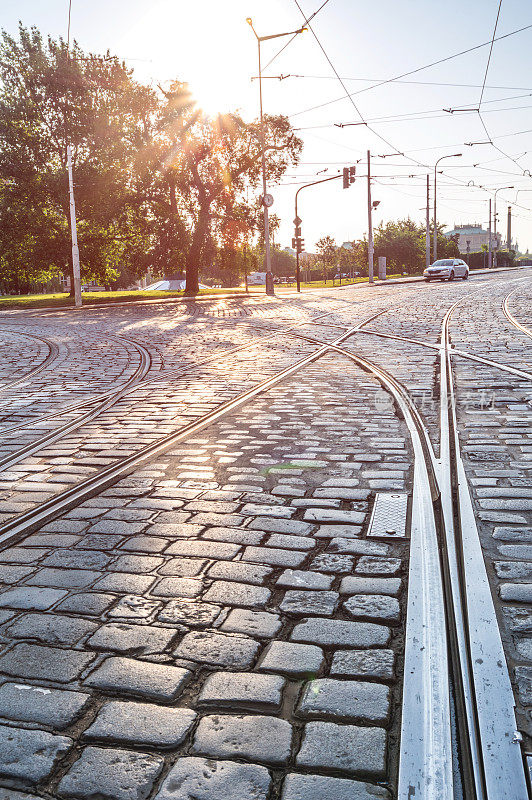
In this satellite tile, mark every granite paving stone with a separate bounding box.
[175,631,260,667]
[0,642,95,682]
[330,649,395,680]
[257,640,325,677]
[203,580,271,608]
[296,678,390,724]
[296,720,386,776]
[0,586,67,610]
[279,590,339,616]
[158,598,221,627]
[83,700,196,747]
[5,611,97,644]
[153,757,271,800]
[87,623,177,655]
[276,569,333,590]
[57,746,164,800]
[343,594,401,624]
[221,608,282,638]
[281,773,390,800]
[0,682,90,729]
[191,713,292,765]
[84,656,192,700]
[207,561,273,585]
[0,723,72,785]
[197,671,285,712]
[292,618,391,648]
[340,577,402,596]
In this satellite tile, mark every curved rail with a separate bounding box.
[503,287,532,339]
[0,329,60,391]
[0,310,386,548]
[0,336,152,472]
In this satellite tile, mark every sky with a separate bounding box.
[2,0,532,253]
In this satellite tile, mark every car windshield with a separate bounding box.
[431,260,453,266]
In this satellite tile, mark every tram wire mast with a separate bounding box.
[66,0,82,307]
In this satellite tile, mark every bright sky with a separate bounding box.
[3,0,532,252]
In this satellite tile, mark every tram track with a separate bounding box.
[0,329,60,391]
[0,309,389,549]
[503,287,532,340]
[0,281,529,796]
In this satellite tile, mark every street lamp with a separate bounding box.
[433,153,462,261]
[493,186,514,266]
[247,17,306,296]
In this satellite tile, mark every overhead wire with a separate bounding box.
[261,0,332,73]
[288,21,532,119]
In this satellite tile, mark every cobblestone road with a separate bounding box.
[0,272,530,799]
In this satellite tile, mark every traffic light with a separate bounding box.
[343,165,356,188]
[292,236,304,253]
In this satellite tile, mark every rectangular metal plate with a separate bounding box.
[367,492,409,539]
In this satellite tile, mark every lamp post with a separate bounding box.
[433,153,462,261]
[493,186,514,266]
[247,18,306,296]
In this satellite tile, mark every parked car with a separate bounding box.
[423,259,469,281]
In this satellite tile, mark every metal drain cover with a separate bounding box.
[367,492,409,539]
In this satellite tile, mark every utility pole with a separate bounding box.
[67,145,82,307]
[507,206,512,251]
[425,174,431,267]
[488,199,492,269]
[247,19,306,297]
[367,150,374,284]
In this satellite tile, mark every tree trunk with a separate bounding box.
[185,208,209,295]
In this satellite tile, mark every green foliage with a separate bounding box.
[373,219,459,274]
[0,27,302,295]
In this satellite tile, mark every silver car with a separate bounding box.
[423,259,469,282]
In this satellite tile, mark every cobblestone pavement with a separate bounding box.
[0,271,530,798]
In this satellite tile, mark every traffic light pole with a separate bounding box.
[294,173,349,293]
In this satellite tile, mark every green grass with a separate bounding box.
[0,274,417,310]
[0,287,253,310]
[276,274,405,290]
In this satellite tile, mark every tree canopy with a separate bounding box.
[0,25,302,294]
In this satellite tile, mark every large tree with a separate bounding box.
[0,24,158,292]
[156,82,303,294]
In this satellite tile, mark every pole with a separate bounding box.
[507,206,512,251]
[67,145,82,307]
[367,150,374,283]
[257,40,273,296]
[295,191,301,293]
[488,199,492,269]
[293,173,344,294]
[433,162,438,261]
[426,174,431,267]
[493,193,498,267]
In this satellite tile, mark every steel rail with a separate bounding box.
[441,299,529,799]
[0,311,385,549]
[503,288,532,339]
[312,339,452,800]
[0,329,60,392]
[0,338,152,471]
[356,327,532,381]
[0,304,358,438]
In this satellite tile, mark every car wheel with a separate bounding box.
[462,272,468,280]
[448,271,455,281]
[424,278,431,282]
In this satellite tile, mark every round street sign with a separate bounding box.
[262,193,274,208]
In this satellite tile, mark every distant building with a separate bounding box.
[443,224,501,254]
[341,241,354,250]
[283,246,296,256]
